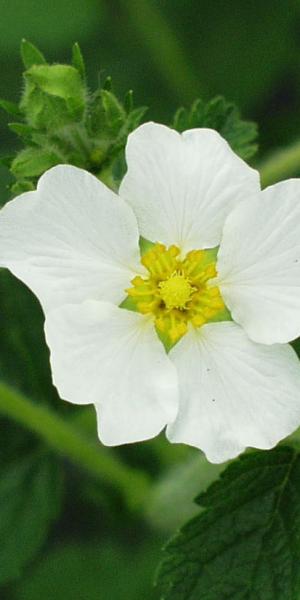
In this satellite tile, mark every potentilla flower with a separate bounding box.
[1,122,300,463]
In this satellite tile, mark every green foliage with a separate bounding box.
[0,40,147,194]
[157,446,300,600]
[11,147,61,178]
[172,96,258,160]
[71,42,86,80]
[0,451,63,585]
[0,99,21,118]
[13,542,158,600]
[20,39,46,69]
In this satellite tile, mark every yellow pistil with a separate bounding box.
[159,273,195,309]
[125,243,229,347]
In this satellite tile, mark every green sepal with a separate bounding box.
[124,106,148,134]
[71,42,86,80]
[119,296,138,312]
[21,86,69,130]
[101,90,126,133]
[21,39,46,69]
[124,89,134,114]
[8,122,36,141]
[10,180,35,195]
[11,148,61,179]
[103,76,112,91]
[119,243,231,353]
[25,64,85,106]
[0,98,22,118]
[139,237,155,256]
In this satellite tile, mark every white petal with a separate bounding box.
[0,165,141,312]
[120,122,260,253]
[167,321,300,463]
[45,301,178,445]
[217,179,300,344]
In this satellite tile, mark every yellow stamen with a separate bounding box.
[125,243,228,348]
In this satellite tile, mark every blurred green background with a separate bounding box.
[1,1,300,598]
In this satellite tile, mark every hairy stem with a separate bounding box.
[0,381,150,510]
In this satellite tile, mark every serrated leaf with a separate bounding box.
[0,98,22,118]
[0,452,63,585]
[71,42,86,79]
[11,147,61,178]
[172,96,258,160]
[21,39,46,69]
[157,446,300,600]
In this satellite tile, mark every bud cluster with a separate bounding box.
[0,40,147,195]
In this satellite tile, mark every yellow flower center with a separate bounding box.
[159,273,194,309]
[124,243,229,348]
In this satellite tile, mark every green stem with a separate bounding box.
[120,0,202,104]
[0,381,150,510]
[259,140,300,187]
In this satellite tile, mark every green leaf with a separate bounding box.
[11,147,61,178]
[0,98,22,118]
[172,96,258,160]
[0,452,63,585]
[14,542,158,600]
[71,42,86,79]
[8,122,35,140]
[21,39,46,69]
[157,446,300,600]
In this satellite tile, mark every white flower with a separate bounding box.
[1,122,300,463]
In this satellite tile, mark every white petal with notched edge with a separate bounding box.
[120,122,260,253]
[216,179,300,344]
[45,301,178,445]
[167,322,300,463]
[0,165,141,313]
